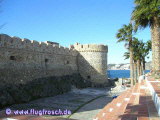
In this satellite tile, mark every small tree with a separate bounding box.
[116,24,135,86]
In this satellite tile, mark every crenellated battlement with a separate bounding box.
[0,33,108,89]
[0,33,109,108]
[72,43,108,52]
[0,34,78,56]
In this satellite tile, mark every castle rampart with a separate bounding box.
[0,34,108,107]
[0,34,78,84]
[72,43,108,52]
[72,43,108,87]
[1,34,77,55]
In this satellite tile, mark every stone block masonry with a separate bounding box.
[0,34,108,108]
[0,34,78,83]
[73,43,108,87]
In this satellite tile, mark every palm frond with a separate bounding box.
[131,0,160,30]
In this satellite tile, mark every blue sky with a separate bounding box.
[0,0,151,64]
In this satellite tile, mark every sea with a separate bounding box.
[107,70,150,79]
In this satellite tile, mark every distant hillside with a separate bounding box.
[108,61,151,70]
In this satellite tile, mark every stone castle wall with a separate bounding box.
[0,34,108,107]
[0,34,79,86]
[73,43,108,87]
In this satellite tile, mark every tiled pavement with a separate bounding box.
[0,88,111,120]
[1,77,160,120]
[94,78,160,120]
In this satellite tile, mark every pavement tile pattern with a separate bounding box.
[94,79,160,120]
[1,78,160,120]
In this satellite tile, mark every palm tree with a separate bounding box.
[132,39,151,76]
[124,37,142,83]
[123,39,151,82]
[116,24,135,86]
[123,50,137,84]
[140,40,152,73]
[131,0,160,75]
[132,38,141,81]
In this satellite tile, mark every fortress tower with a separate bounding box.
[0,34,109,107]
[72,43,108,87]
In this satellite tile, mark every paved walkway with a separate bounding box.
[0,87,115,120]
[94,79,160,120]
[69,96,112,120]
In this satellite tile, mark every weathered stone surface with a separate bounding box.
[73,43,108,87]
[0,34,108,108]
[0,73,92,108]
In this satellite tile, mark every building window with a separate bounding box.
[45,59,49,63]
[87,76,91,79]
[10,56,16,60]
[81,45,83,48]
[66,61,69,64]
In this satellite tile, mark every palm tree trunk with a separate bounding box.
[151,28,155,71]
[134,62,137,84]
[142,58,145,75]
[137,60,139,77]
[143,58,145,70]
[140,62,143,76]
[137,60,140,77]
[139,61,142,76]
[152,17,160,72]
[130,48,134,86]
[141,61,144,76]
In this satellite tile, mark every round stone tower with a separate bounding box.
[72,43,108,87]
